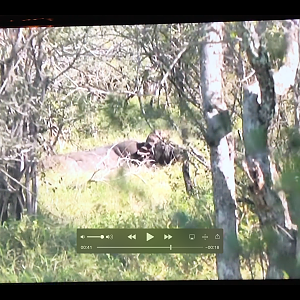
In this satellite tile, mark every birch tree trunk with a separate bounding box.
[200,22,242,279]
[241,20,300,279]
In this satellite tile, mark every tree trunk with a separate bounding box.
[200,22,242,279]
[241,20,299,279]
[0,28,46,223]
[294,70,300,130]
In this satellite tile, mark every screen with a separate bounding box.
[0,16,299,283]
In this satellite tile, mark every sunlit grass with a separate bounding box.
[0,151,221,282]
[0,109,266,282]
[0,156,266,282]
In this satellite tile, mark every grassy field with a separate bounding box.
[0,99,267,282]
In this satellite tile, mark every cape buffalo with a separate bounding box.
[40,130,183,173]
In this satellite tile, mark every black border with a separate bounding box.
[0,14,300,285]
[0,15,300,28]
[1,279,300,285]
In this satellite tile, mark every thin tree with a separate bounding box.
[200,22,242,279]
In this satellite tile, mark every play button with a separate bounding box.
[146,233,154,241]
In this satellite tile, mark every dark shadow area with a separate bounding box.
[101,94,180,132]
[170,210,213,229]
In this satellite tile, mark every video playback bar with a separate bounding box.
[77,228,223,254]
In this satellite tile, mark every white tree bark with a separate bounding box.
[242,20,300,279]
[201,22,242,279]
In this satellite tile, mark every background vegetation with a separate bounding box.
[0,20,299,281]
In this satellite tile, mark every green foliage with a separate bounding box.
[100,95,182,135]
[2,21,293,282]
[102,95,144,131]
[265,26,286,70]
[0,119,266,281]
[244,127,267,155]
[279,129,300,225]
[0,155,220,282]
[284,127,300,154]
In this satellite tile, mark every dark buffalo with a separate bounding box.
[144,130,183,166]
[40,130,183,173]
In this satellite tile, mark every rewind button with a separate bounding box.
[128,234,136,240]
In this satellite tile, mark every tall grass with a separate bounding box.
[0,97,265,282]
[0,160,219,282]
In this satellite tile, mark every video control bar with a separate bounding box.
[77,229,223,253]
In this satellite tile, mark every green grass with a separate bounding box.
[0,100,267,282]
[0,157,266,282]
[0,162,219,282]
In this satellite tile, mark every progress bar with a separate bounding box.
[97,246,204,250]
